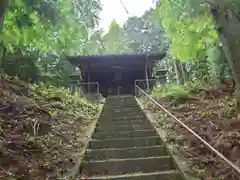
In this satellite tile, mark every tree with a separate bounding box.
[124,9,167,54]
[210,1,240,114]
[155,0,218,61]
[102,20,133,54]
[0,0,102,86]
[153,0,234,84]
[154,0,240,114]
[0,0,8,29]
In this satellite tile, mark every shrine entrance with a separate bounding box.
[67,53,165,97]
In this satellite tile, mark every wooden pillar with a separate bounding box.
[145,54,150,92]
[87,62,91,94]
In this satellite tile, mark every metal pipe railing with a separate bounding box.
[78,82,99,95]
[134,79,156,95]
[135,85,240,175]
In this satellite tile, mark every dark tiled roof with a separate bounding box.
[66,53,165,65]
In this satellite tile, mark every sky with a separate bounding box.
[99,0,155,30]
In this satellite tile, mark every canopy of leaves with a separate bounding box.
[102,20,133,54]
[155,0,219,61]
[124,9,168,54]
[0,0,102,85]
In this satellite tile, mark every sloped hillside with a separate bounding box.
[143,82,240,180]
[0,75,98,180]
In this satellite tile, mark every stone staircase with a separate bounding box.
[80,96,185,179]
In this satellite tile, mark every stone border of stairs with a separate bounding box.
[135,97,200,180]
[61,104,104,180]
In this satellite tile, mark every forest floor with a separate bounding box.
[0,75,99,180]
[143,81,240,180]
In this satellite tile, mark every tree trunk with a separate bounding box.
[0,0,8,30]
[211,1,240,114]
[180,62,188,82]
[174,59,184,85]
[165,58,173,82]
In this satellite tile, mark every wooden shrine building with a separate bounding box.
[66,53,165,97]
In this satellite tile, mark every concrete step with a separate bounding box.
[84,170,184,180]
[111,114,145,118]
[98,119,146,125]
[89,136,162,149]
[112,109,140,113]
[112,107,140,111]
[95,123,152,130]
[96,119,150,125]
[110,105,139,109]
[111,113,142,117]
[92,130,158,139]
[81,156,176,176]
[84,145,168,161]
[95,124,152,132]
[80,96,186,180]
[111,116,146,121]
[111,111,142,115]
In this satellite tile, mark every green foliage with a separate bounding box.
[207,45,231,79]
[31,83,98,116]
[152,84,189,103]
[124,9,167,54]
[0,0,233,89]
[153,0,232,83]
[0,55,40,82]
[155,0,218,61]
[102,20,134,54]
[0,0,102,85]
[0,74,99,179]
[232,0,240,8]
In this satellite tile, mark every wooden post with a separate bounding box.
[87,63,91,94]
[0,0,8,30]
[145,54,150,92]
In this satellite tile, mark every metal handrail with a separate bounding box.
[134,79,156,87]
[78,82,99,95]
[134,79,156,95]
[76,81,87,94]
[135,85,240,175]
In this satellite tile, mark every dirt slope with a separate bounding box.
[144,82,240,180]
[0,75,98,180]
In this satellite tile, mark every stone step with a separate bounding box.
[111,107,140,111]
[92,129,158,139]
[95,123,152,130]
[111,116,146,121]
[84,145,168,161]
[111,111,141,115]
[79,96,186,180]
[95,124,152,132]
[96,122,153,131]
[98,119,146,125]
[110,102,137,105]
[112,109,140,113]
[111,113,142,116]
[81,156,176,176]
[110,105,139,108]
[83,170,184,180]
[89,137,162,149]
[111,113,142,117]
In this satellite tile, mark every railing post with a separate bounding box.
[134,80,137,96]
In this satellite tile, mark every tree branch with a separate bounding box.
[119,0,129,14]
